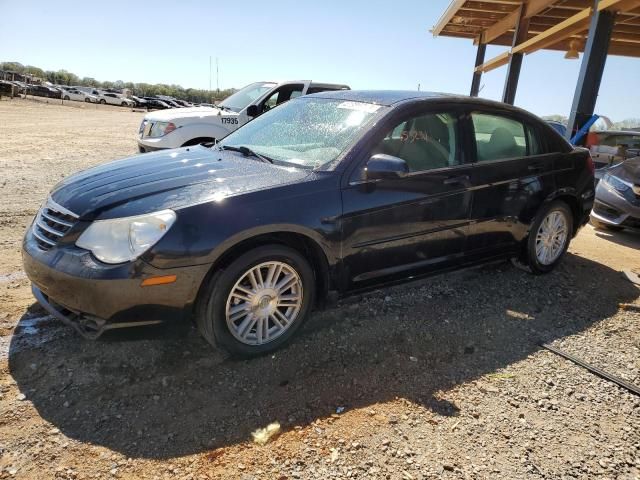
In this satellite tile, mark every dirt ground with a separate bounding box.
[0,98,639,480]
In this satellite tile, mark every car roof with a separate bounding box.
[305,90,545,117]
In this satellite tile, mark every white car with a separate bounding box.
[62,88,98,103]
[96,92,135,107]
[137,80,350,152]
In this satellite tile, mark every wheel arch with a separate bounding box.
[194,228,333,316]
[543,189,582,236]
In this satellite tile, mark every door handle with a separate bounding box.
[528,163,544,172]
[443,175,469,186]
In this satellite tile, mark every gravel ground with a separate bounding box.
[0,98,639,480]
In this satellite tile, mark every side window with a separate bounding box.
[471,113,527,162]
[373,112,459,172]
[261,84,304,112]
[526,125,544,155]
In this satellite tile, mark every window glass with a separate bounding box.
[373,112,459,172]
[472,113,527,161]
[600,134,640,147]
[220,98,380,168]
[526,125,543,155]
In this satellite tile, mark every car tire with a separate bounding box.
[523,200,573,275]
[196,245,315,358]
[99,99,106,104]
[84,98,90,103]
[590,217,624,232]
[63,95,70,100]
[121,101,127,107]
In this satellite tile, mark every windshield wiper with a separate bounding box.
[219,145,273,164]
[217,104,233,112]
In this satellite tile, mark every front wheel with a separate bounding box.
[196,245,315,357]
[524,201,573,274]
[99,99,106,104]
[84,98,90,103]
[63,95,70,100]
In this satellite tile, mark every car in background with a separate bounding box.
[591,156,640,232]
[23,90,593,357]
[156,98,182,108]
[137,80,350,152]
[174,99,193,107]
[96,92,135,107]
[143,97,171,109]
[0,80,14,95]
[62,88,98,103]
[27,84,62,99]
[130,95,148,108]
[587,130,640,171]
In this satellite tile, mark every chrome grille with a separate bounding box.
[33,198,78,250]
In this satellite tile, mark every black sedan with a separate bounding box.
[23,91,594,357]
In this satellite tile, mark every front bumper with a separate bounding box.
[23,230,211,338]
[137,139,169,153]
[591,181,640,228]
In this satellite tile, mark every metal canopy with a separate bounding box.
[433,0,640,71]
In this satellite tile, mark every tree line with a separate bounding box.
[1,61,235,103]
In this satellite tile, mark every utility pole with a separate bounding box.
[216,57,219,94]
[209,56,212,102]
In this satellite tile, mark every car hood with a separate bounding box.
[144,106,231,122]
[609,156,640,183]
[50,146,311,219]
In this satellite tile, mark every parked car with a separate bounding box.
[23,90,594,357]
[0,80,13,94]
[130,95,148,108]
[142,97,171,109]
[137,80,350,152]
[27,84,61,99]
[587,130,640,171]
[154,97,182,108]
[62,88,98,103]
[174,99,193,107]
[591,155,640,231]
[96,92,135,107]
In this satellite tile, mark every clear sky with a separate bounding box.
[1,0,639,121]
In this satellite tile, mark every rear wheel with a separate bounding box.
[196,245,315,357]
[121,101,127,106]
[524,201,573,274]
[63,95,70,100]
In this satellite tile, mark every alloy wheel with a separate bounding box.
[535,210,569,265]
[225,261,303,346]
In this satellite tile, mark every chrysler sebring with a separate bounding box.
[23,91,595,357]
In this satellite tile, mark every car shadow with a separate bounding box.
[593,226,640,249]
[8,253,639,460]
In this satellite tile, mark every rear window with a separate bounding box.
[471,113,543,161]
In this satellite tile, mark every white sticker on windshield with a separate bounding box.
[337,101,381,113]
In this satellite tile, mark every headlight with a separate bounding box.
[148,121,177,137]
[602,173,631,194]
[76,210,176,264]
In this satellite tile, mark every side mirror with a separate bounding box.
[246,104,259,117]
[365,154,409,180]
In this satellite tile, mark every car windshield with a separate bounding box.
[218,82,277,112]
[219,98,382,168]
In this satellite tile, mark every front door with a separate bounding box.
[341,108,473,288]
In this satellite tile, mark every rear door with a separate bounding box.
[341,106,473,288]
[465,110,557,257]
